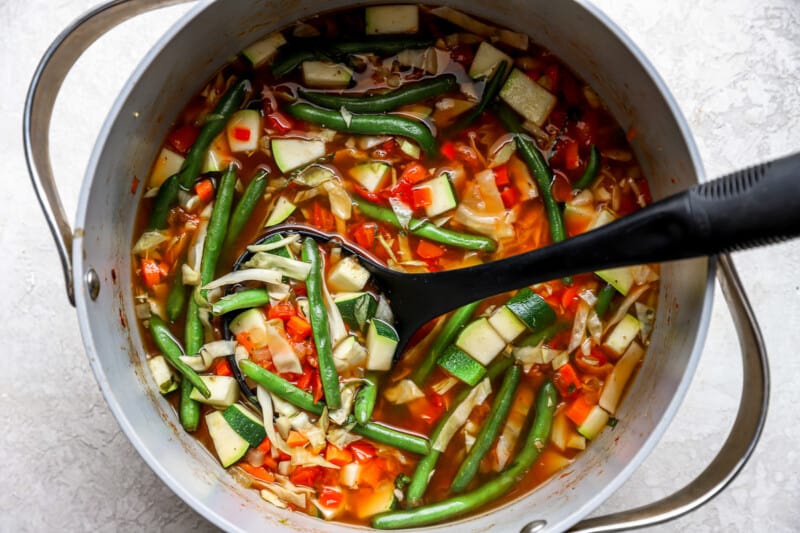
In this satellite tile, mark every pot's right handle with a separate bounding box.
[23,0,190,306]
[548,254,769,533]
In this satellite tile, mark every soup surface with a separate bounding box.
[131,4,658,528]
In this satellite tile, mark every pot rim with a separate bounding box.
[71,0,713,531]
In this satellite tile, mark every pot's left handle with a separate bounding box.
[23,0,191,306]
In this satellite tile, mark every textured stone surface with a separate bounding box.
[1,0,797,531]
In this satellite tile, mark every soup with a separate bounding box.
[131,4,658,528]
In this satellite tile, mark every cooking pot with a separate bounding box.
[24,0,769,531]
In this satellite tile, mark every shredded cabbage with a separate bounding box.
[383,379,425,404]
[243,252,311,281]
[132,231,167,255]
[432,378,491,452]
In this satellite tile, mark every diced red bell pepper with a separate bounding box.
[353,185,382,203]
[266,111,293,134]
[500,186,520,208]
[493,164,510,188]
[312,201,335,232]
[290,465,322,487]
[400,162,428,184]
[352,222,378,250]
[561,285,581,313]
[416,240,445,259]
[411,187,432,209]
[440,141,457,160]
[214,359,233,376]
[286,316,312,341]
[232,126,251,142]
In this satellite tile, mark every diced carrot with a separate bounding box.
[168,124,199,154]
[565,393,596,426]
[256,437,272,454]
[290,465,322,487]
[358,458,385,488]
[318,487,344,508]
[324,444,354,467]
[500,186,520,208]
[286,316,312,341]
[440,140,457,160]
[214,359,232,376]
[267,302,296,320]
[348,441,376,463]
[194,179,215,203]
[262,455,278,471]
[411,187,432,209]
[232,126,251,141]
[352,222,378,250]
[141,258,161,288]
[416,240,445,260]
[287,430,309,448]
[493,164,510,187]
[554,362,582,399]
[235,332,256,354]
[400,162,428,184]
[239,463,275,483]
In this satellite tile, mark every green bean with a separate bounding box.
[225,169,269,249]
[447,61,508,134]
[179,379,200,432]
[287,103,437,154]
[411,302,480,386]
[149,315,210,398]
[574,145,600,190]
[300,75,457,114]
[372,381,556,529]
[272,37,434,79]
[165,265,187,322]
[350,417,430,455]
[494,102,566,244]
[451,365,521,493]
[594,282,616,317]
[406,356,513,507]
[517,321,569,348]
[147,174,179,230]
[302,237,341,409]
[354,373,378,424]
[353,197,497,252]
[241,360,428,454]
[210,288,270,316]
[241,359,323,414]
[178,79,249,190]
[199,164,237,300]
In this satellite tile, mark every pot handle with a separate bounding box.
[552,255,769,533]
[23,0,190,306]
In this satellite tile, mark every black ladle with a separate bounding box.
[224,153,799,401]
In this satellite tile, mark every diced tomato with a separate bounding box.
[565,393,596,426]
[214,359,232,376]
[287,430,309,448]
[400,162,428,184]
[312,201,335,232]
[268,302,296,320]
[553,362,582,398]
[232,126,251,142]
[266,111,293,134]
[352,222,378,250]
[500,186,520,208]
[194,178,215,203]
[348,441,376,463]
[493,164,510,187]
[318,487,344,508]
[440,141,457,160]
[141,258,161,288]
[290,465,322,487]
[416,240,445,260]
[239,463,275,483]
[411,187,432,209]
[561,286,581,313]
[256,437,272,454]
[353,185,382,203]
[168,124,200,154]
[324,444,353,467]
[286,316,312,341]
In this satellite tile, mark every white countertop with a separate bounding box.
[2,1,798,531]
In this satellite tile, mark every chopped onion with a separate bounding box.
[135,302,151,320]
[514,344,543,372]
[606,283,651,333]
[245,448,266,468]
[200,268,283,290]
[132,231,168,255]
[383,379,425,404]
[433,378,491,452]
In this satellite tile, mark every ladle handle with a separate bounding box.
[24,0,191,305]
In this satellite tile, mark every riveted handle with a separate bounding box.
[23,0,190,305]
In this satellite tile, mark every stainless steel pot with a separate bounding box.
[24,1,769,531]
